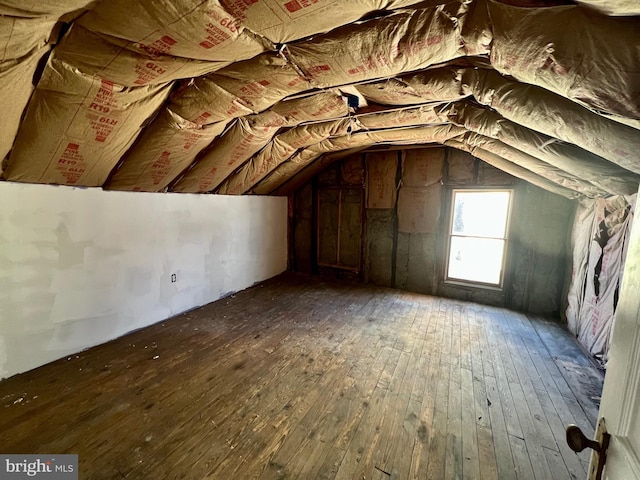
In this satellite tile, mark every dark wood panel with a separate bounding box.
[0,273,603,479]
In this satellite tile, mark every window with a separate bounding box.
[446,189,512,287]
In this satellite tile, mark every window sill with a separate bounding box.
[442,279,504,292]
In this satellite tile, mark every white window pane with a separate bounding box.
[452,191,510,239]
[447,236,505,285]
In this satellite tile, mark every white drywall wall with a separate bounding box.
[0,183,288,379]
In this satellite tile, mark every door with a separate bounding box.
[596,192,640,478]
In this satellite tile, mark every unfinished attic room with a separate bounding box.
[2,0,640,479]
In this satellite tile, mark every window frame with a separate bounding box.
[443,187,514,290]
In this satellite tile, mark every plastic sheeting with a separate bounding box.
[566,194,636,363]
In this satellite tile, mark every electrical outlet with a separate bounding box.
[171,273,177,283]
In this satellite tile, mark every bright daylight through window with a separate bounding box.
[446,190,512,287]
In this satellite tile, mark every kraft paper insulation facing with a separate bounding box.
[283,5,469,87]
[218,0,429,43]
[397,185,442,234]
[110,90,349,192]
[341,156,365,185]
[401,149,445,188]
[76,0,270,63]
[397,149,444,234]
[173,92,351,193]
[566,194,636,363]
[271,147,370,196]
[0,0,638,196]
[106,110,229,192]
[0,47,47,170]
[366,151,398,209]
[168,76,255,125]
[477,161,516,186]
[216,117,355,195]
[54,24,229,87]
[171,118,280,193]
[442,103,640,195]
[461,69,640,172]
[458,134,610,198]
[0,16,56,60]
[4,55,172,186]
[487,1,640,121]
[0,16,55,169]
[217,104,446,195]
[252,124,467,195]
[0,1,99,169]
[0,1,98,16]
[252,131,381,195]
[356,105,445,129]
[191,52,312,113]
[443,140,571,198]
[355,68,469,105]
[78,0,427,52]
[574,0,640,15]
[444,148,475,185]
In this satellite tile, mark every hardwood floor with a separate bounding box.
[0,273,603,479]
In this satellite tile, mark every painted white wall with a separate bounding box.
[0,182,288,379]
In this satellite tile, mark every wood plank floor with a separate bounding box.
[0,273,604,480]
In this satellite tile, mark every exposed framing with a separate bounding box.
[315,185,365,273]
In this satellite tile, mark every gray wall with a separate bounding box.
[0,183,288,378]
[291,148,575,317]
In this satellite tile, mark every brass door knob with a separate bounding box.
[566,424,603,453]
[565,419,610,480]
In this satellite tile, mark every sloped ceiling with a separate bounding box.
[0,0,639,199]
